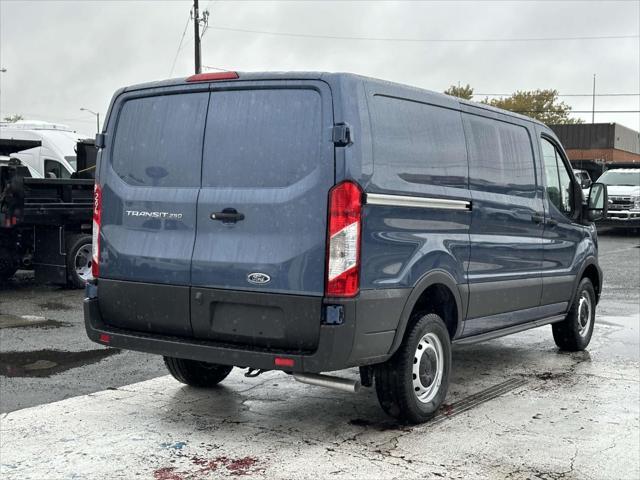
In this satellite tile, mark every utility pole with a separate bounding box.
[193,0,201,74]
[591,73,596,124]
[191,0,209,75]
[0,68,6,121]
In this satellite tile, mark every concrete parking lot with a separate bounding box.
[1,231,639,479]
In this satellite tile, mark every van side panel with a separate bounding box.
[359,81,471,315]
[462,109,545,335]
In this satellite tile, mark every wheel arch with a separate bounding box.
[575,258,602,304]
[388,270,465,356]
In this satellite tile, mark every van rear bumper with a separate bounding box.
[84,283,409,373]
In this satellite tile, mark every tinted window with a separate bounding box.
[202,89,322,188]
[464,115,536,197]
[112,92,208,187]
[371,95,468,189]
[541,137,573,216]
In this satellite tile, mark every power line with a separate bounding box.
[179,34,194,52]
[209,25,639,43]
[202,65,233,72]
[169,14,192,76]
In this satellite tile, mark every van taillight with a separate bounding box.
[91,184,102,278]
[326,181,362,297]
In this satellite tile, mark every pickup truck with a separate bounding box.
[596,168,640,229]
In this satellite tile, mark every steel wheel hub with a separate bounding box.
[412,332,444,404]
[577,291,592,337]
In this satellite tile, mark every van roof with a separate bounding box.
[121,71,546,128]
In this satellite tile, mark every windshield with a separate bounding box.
[64,155,77,169]
[598,170,640,186]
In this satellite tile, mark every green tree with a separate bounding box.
[484,90,582,125]
[2,114,23,123]
[444,84,474,100]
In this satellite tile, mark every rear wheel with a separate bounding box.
[552,278,596,351]
[164,357,233,387]
[66,234,93,288]
[375,313,451,424]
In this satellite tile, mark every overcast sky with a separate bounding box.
[0,0,638,135]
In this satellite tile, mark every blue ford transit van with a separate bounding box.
[85,72,607,423]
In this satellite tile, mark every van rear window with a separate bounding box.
[111,92,208,187]
[201,89,322,188]
[370,95,468,190]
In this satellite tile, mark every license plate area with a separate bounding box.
[190,288,322,351]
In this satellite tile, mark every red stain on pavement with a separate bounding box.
[153,467,185,480]
[153,455,264,478]
[191,455,263,476]
[225,456,260,475]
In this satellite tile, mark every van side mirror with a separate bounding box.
[585,182,608,222]
[581,178,592,189]
[95,133,106,149]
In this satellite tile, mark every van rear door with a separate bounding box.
[190,82,335,347]
[98,87,208,336]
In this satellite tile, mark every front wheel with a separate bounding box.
[164,357,233,387]
[552,278,596,351]
[375,313,451,424]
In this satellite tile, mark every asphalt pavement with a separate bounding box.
[0,230,638,479]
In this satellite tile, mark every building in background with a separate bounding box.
[550,123,640,181]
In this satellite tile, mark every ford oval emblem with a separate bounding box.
[247,272,271,285]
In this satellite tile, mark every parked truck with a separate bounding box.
[0,121,95,287]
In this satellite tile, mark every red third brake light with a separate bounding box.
[186,71,239,83]
[326,181,363,297]
[91,183,102,278]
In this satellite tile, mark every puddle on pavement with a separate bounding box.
[0,314,71,329]
[0,348,121,378]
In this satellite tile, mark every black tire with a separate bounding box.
[164,357,233,387]
[0,247,18,281]
[552,278,596,351]
[375,313,451,424]
[66,234,93,289]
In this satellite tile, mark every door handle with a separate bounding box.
[531,212,544,224]
[546,218,558,227]
[210,208,245,223]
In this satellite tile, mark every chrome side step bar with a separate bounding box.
[293,373,361,393]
